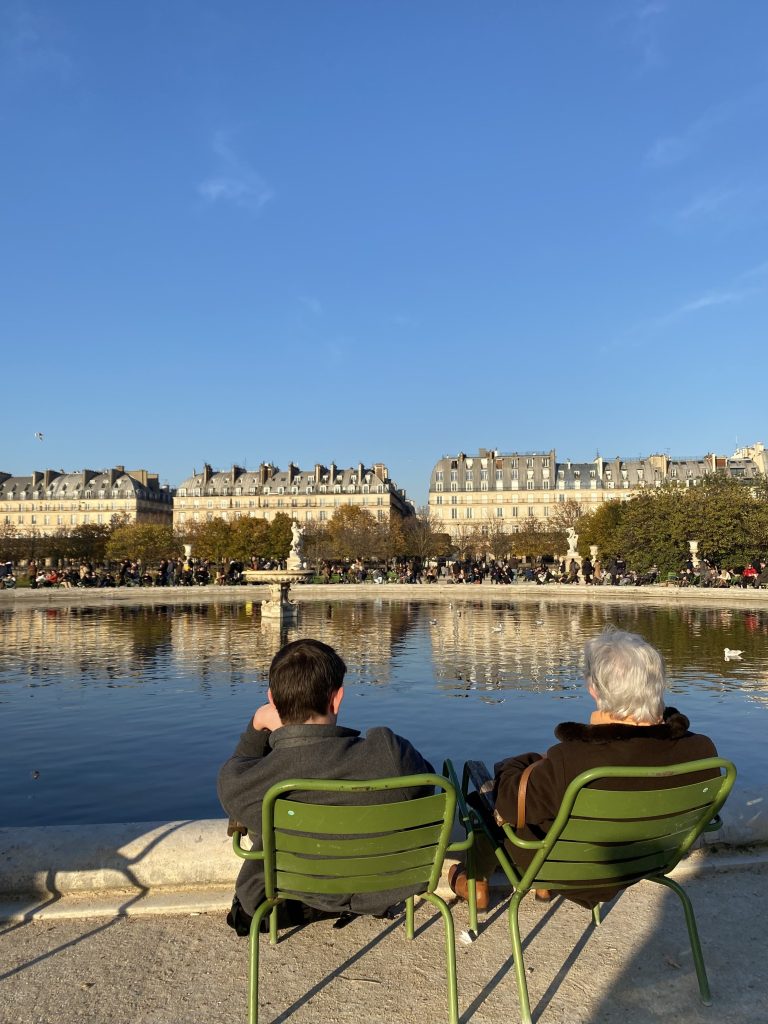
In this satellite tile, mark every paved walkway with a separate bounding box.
[2,860,765,1024]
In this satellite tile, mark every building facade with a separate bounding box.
[428,446,767,538]
[173,462,413,530]
[0,467,173,535]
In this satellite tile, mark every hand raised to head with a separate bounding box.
[252,702,283,733]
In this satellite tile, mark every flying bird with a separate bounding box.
[34,432,44,441]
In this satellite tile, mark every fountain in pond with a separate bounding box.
[242,520,312,622]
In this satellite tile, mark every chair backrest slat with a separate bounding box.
[273,793,446,834]
[571,777,723,820]
[534,848,676,884]
[276,846,436,879]
[558,806,706,842]
[274,822,444,855]
[276,864,436,895]
[545,828,693,864]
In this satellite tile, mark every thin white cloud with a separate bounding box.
[610,1,668,71]
[299,296,323,316]
[645,109,721,168]
[392,314,419,328]
[677,290,750,314]
[1,3,72,80]
[674,183,768,226]
[645,88,766,169]
[198,131,273,212]
[676,187,743,221]
[743,261,768,280]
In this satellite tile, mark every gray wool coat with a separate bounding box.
[217,721,434,916]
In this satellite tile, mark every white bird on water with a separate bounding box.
[724,648,743,660]
[492,623,503,633]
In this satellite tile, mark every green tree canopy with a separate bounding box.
[576,478,768,573]
[230,515,272,562]
[106,523,180,566]
[325,505,382,561]
[266,513,293,561]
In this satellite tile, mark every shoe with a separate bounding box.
[447,864,490,911]
[534,889,552,903]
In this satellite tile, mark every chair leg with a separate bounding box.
[508,890,532,1024]
[249,899,281,1024]
[592,903,602,927]
[465,847,479,935]
[651,877,711,1005]
[406,895,415,940]
[423,893,459,1024]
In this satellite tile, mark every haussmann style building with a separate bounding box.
[428,444,768,539]
[0,467,173,536]
[173,462,413,529]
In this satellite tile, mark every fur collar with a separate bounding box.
[554,708,691,744]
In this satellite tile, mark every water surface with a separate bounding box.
[1,598,765,825]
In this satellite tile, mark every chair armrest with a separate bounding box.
[232,831,265,861]
[443,759,474,853]
[227,817,248,838]
[461,759,547,852]
[463,760,495,816]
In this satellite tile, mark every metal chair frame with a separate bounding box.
[460,757,736,1024]
[232,763,474,1024]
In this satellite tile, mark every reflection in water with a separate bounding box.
[0,599,766,826]
[429,599,768,698]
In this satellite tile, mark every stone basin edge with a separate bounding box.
[3,581,768,611]
[1,783,765,902]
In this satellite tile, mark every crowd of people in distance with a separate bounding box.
[5,552,768,591]
[677,557,768,589]
[320,557,662,587]
[22,557,219,589]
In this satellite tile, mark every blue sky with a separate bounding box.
[2,1,767,505]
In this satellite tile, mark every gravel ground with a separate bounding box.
[2,864,765,1024]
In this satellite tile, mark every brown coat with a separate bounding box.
[493,708,718,905]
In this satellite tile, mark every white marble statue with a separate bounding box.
[290,520,304,560]
[566,527,579,555]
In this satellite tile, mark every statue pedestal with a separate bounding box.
[261,581,298,622]
[242,569,312,624]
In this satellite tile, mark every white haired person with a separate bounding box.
[450,627,718,909]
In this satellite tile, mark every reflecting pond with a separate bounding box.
[1,598,766,825]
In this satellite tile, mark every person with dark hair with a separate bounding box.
[217,638,433,935]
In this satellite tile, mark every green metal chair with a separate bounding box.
[232,765,474,1024]
[461,757,736,1024]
